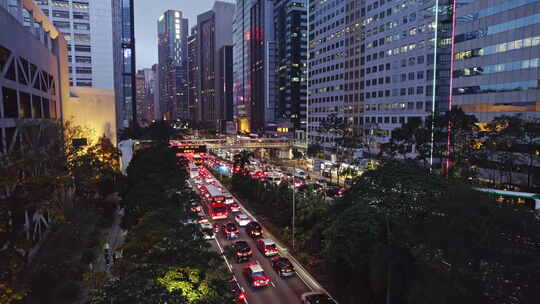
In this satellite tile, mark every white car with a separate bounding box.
[301,292,337,304]
[235,213,251,226]
[198,218,215,239]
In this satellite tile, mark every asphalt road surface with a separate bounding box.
[189,168,322,304]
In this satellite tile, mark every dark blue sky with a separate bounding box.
[134,0,235,70]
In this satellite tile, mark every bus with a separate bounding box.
[188,163,199,179]
[193,154,204,167]
[206,185,228,220]
[474,188,540,219]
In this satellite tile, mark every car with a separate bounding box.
[228,279,247,303]
[245,221,263,238]
[293,178,305,188]
[232,240,252,263]
[229,202,241,213]
[235,213,251,226]
[242,264,270,288]
[325,187,340,198]
[336,187,347,197]
[301,292,337,304]
[222,222,240,240]
[256,238,278,257]
[198,218,214,240]
[271,256,295,277]
[225,195,235,204]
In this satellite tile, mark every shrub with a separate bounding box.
[55,280,80,302]
[81,248,96,264]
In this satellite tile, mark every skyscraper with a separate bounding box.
[112,0,136,130]
[274,0,308,133]
[219,45,234,123]
[195,1,235,130]
[453,0,540,122]
[232,0,275,133]
[135,70,145,125]
[157,10,188,121]
[187,27,199,121]
[307,0,349,149]
[135,67,156,126]
[359,0,452,155]
[36,0,114,90]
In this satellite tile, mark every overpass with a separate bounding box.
[169,138,308,150]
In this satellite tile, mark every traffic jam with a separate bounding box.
[179,150,338,304]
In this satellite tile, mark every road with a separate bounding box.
[188,166,323,304]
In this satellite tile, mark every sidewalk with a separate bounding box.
[75,207,126,304]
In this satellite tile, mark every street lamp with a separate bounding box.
[292,161,296,250]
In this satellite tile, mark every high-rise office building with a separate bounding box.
[307,0,349,148]
[232,0,275,133]
[274,0,308,133]
[135,67,156,126]
[195,1,235,130]
[36,0,114,90]
[187,27,199,121]
[112,0,136,130]
[157,10,188,121]
[453,0,540,122]
[308,0,453,155]
[361,0,452,149]
[135,69,145,125]
[1,0,69,154]
[219,45,234,123]
[342,0,364,134]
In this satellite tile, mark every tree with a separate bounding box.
[307,143,325,159]
[121,144,187,229]
[0,120,103,303]
[328,159,540,303]
[318,114,361,184]
[233,150,253,172]
[292,149,304,167]
[485,115,540,189]
[143,119,181,142]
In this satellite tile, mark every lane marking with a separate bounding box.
[197,170,331,301]
[215,237,232,272]
[210,173,323,293]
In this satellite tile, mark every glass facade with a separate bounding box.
[453,0,540,122]
[113,0,136,128]
[157,10,188,121]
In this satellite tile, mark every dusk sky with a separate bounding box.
[134,0,236,70]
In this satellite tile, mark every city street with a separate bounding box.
[188,165,328,304]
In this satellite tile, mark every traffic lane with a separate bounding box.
[215,225,308,304]
[190,177,312,303]
[202,173,322,296]
[214,230,290,304]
